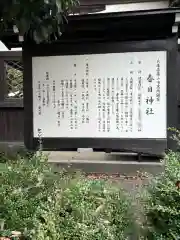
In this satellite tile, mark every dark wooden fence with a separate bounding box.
[0,51,24,146]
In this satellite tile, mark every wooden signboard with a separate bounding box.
[23,37,178,155]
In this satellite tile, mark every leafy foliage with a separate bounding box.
[0,0,79,43]
[142,137,180,239]
[6,65,23,98]
[0,153,134,239]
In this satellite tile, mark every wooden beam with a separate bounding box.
[0,99,23,108]
[79,0,119,5]
[79,0,165,5]
[0,51,22,58]
[73,5,106,14]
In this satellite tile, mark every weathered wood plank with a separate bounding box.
[0,109,24,141]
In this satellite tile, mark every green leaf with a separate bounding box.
[0,163,8,173]
[0,0,78,43]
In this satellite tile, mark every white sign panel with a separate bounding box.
[32,51,167,139]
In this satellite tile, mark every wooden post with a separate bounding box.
[0,58,6,101]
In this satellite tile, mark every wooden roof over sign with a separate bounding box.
[1,8,180,49]
[79,0,168,4]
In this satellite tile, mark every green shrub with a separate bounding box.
[0,153,135,240]
[142,150,180,239]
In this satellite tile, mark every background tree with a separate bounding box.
[0,0,79,43]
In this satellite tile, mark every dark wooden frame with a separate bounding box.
[23,37,178,154]
[0,51,23,108]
